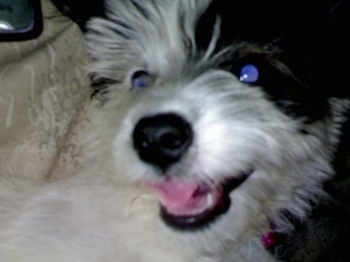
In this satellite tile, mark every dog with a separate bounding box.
[0,0,349,261]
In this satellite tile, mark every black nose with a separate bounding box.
[133,113,193,171]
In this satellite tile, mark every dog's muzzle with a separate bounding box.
[132,112,251,230]
[133,113,193,171]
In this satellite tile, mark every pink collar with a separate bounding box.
[262,231,278,249]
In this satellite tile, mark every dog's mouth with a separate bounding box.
[145,172,251,230]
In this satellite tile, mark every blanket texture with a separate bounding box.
[0,0,92,180]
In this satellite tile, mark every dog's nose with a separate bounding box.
[133,113,193,171]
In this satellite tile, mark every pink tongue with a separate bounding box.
[146,178,199,210]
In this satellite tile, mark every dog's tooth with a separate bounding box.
[206,193,214,208]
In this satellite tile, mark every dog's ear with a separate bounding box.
[323,0,349,99]
[196,0,298,49]
[282,0,349,100]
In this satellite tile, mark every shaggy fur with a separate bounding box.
[0,0,349,261]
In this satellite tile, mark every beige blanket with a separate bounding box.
[0,0,92,179]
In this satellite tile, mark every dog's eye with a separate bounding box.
[239,64,259,83]
[229,54,268,85]
[131,70,151,89]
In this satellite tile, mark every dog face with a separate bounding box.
[86,0,348,257]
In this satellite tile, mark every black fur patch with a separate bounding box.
[195,0,348,122]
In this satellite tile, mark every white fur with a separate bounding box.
[0,0,348,261]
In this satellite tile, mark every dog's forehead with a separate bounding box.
[97,0,282,80]
[107,0,213,75]
[87,0,348,116]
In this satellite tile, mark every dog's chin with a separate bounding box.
[145,171,252,231]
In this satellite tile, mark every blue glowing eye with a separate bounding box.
[131,71,151,89]
[239,64,259,83]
